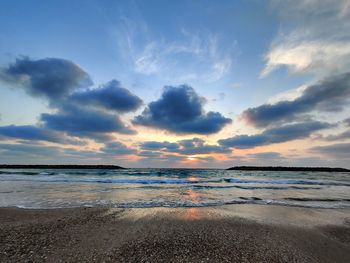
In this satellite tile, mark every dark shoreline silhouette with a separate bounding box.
[227,166,350,172]
[0,164,125,169]
[0,164,349,172]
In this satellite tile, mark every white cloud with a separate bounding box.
[267,84,308,104]
[262,0,350,77]
[207,58,232,82]
[262,40,350,77]
[134,42,160,74]
[134,33,236,82]
[113,17,238,82]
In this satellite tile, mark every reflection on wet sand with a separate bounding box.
[185,188,201,219]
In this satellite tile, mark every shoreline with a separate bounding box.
[1,165,349,172]
[3,199,350,210]
[1,205,349,262]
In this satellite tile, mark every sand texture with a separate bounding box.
[0,205,349,262]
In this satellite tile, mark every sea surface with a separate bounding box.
[0,168,349,209]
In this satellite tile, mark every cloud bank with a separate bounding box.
[140,137,231,155]
[0,57,143,141]
[41,106,135,138]
[219,121,331,149]
[242,72,350,128]
[0,125,85,145]
[310,142,350,158]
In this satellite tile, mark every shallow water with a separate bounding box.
[0,168,349,209]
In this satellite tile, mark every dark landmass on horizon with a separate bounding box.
[1,164,350,171]
[0,164,125,169]
[227,166,350,172]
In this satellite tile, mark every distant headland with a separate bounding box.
[227,166,350,172]
[0,164,125,169]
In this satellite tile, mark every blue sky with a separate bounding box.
[0,0,349,168]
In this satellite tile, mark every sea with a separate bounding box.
[0,168,349,209]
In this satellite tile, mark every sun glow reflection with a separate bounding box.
[184,188,201,219]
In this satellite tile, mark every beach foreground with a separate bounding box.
[0,205,349,262]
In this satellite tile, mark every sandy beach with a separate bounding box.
[0,205,349,262]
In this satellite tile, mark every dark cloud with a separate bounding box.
[0,143,61,157]
[140,141,179,151]
[176,138,231,155]
[100,141,137,155]
[218,121,332,149]
[0,140,137,164]
[133,85,231,134]
[247,152,284,159]
[0,57,142,115]
[0,57,144,142]
[242,72,350,128]
[140,137,231,155]
[317,130,350,141]
[344,117,350,127]
[309,143,350,158]
[70,80,142,112]
[138,151,162,158]
[0,143,105,163]
[62,148,100,158]
[41,106,135,138]
[0,57,92,100]
[0,125,85,145]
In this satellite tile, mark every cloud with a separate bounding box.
[113,16,237,82]
[133,85,231,134]
[133,34,234,80]
[207,58,232,82]
[70,80,142,112]
[100,141,137,155]
[262,0,350,77]
[316,130,350,141]
[140,141,179,151]
[262,41,350,77]
[344,117,350,127]
[0,140,138,164]
[175,138,231,155]
[0,57,92,100]
[0,142,105,163]
[0,57,142,114]
[140,137,231,155]
[218,121,331,149]
[0,57,143,141]
[62,148,101,159]
[41,106,135,139]
[267,85,307,104]
[242,72,350,128]
[247,152,284,159]
[138,151,162,158]
[0,125,85,145]
[309,142,350,158]
[0,143,61,157]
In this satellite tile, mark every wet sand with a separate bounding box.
[0,205,349,262]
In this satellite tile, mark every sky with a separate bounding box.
[0,0,349,168]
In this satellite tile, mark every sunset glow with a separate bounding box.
[0,0,349,168]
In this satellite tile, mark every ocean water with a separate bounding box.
[0,168,349,209]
